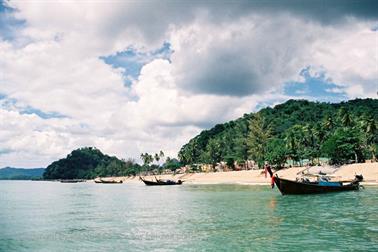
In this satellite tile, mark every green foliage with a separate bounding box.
[247,113,272,168]
[338,107,354,127]
[206,138,224,166]
[360,114,378,160]
[43,147,141,179]
[265,139,287,169]
[225,156,236,169]
[178,99,378,167]
[140,153,153,167]
[321,128,364,165]
[163,157,182,171]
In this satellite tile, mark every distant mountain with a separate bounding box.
[0,167,45,180]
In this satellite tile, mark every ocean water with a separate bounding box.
[0,181,377,252]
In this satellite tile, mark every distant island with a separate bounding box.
[0,167,45,180]
[42,98,377,179]
[43,147,139,179]
[42,147,182,180]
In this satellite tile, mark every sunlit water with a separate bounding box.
[0,181,377,251]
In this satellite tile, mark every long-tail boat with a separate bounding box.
[94,178,123,184]
[60,179,86,183]
[265,165,363,195]
[139,176,183,186]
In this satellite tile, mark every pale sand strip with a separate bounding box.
[108,162,378,185]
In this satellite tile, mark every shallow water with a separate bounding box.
[0,181,377,251]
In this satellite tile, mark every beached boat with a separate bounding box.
[94,178,123,184]
[140,176,183,186]
[265,166,363,195]
[60,179,86,183]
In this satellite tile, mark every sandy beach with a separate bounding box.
[109,162,378,185]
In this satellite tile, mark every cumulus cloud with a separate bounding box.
[311,23,378,97]
[0,0,376,167]
[6,0,378,51]
[170,15,319,96]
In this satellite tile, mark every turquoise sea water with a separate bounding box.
[0,181,377,251]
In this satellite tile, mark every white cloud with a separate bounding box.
[0,39,128,123]
[0,1,376,167]
[325,87,345,94]
[311,21,378,97]
[169,15,320,96]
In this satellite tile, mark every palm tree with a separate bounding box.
[247,113,272,168]
[140,153,146,164]
[206,138,221,167]
[365,117,377,136]
[360,115,377,160]
[178,144,195,164]
[284,126,302,166]
[313,123,325,164]
[338,107,353,127]
[140,153,153,175]
[141,153,153,167]
[323,114,335,132]
[159,150,165,162]
[302,124,317,164]
[154,153,160,163]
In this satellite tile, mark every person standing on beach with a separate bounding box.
[264,162,275,188]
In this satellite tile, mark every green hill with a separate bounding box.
[0,167,45,180]
[43,147,141,179]
[178,99,378,168]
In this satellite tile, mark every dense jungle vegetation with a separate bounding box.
[178,99,378,168]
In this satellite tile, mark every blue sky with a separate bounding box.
[0,0,376,167]
[284,67,348,102]
[101,43,173,86]
[0,0,7,12]
[0,93,66,119]
[0,0,24,41]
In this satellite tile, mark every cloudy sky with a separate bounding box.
[0,0,377,168]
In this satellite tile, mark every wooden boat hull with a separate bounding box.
[94,180,122,184]
[60,179,86,183]
[140,177,183,186]
[274,176,360,195]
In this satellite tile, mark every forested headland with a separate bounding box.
[178,98,378,169]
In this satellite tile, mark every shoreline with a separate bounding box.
[109,162,378,186]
